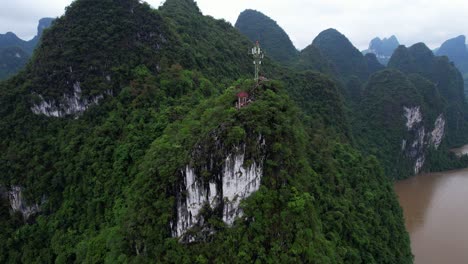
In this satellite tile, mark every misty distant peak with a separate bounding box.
[364,35,399,65]
[437,35,467,54]
[37,18,54,37]
[436,35,468,73]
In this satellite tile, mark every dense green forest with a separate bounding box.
[235,10,468,178]
[235,9,299,64]
[3,0,468,263]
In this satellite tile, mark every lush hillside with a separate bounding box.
[312,28,369,81]
[0,47,29,80]
[351,42,468,178]
[363,36,400,65]
[280,71,351,139]
[0,0,414,263]
[365,53,385,75]
[294,44,336,76]
[389,43,468,146]
[354,69,447,179]
[125,79,411,262]
[233,7,468,180]
[160,0,253,81]
[235,9,299,64]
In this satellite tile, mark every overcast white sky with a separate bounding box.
[1,0,467,50]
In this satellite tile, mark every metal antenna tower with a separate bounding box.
[250,41,264,82]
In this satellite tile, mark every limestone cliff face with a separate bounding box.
[31,82,112,117]
[0,186,42,220]
[402,106,445,174]
[172,132,266,242]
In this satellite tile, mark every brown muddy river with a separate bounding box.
[395,167,468,263]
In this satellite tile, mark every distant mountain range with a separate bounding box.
[235,9,468,176]
[362,36,400,65]
[0,18,54,80]
[435,35,468,71]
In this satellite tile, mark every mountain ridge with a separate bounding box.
[0,0,415,262]
[235,9,299,64]
[0,18,54,80]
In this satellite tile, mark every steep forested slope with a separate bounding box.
[312,29,369,81]
[355,69,447,179]
[235,9,299,64]
[161,0,253,81]
[125,79,411,263]
[295,44,336,76]
[234,8,468,180]
[389,43,468,146]
[0,0,414,262]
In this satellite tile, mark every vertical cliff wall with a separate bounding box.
[402,106,445,174]
[172,133,266,241]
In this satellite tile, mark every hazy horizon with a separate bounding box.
[1,0,468,50]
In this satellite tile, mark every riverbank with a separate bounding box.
[395,152,468,263]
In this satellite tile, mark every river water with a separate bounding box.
[395,157,468,263]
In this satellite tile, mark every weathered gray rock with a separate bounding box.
[0,186,42,220]
[31,82,112,118]
[172,134,266,242]
[402,106,445,174]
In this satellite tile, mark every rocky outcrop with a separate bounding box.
[402,106,445,174]
[0,186,42,220]
[403,106,426,174]
[31,82,112,117]
[430,114,445,149]
[172,134,266,242]
[404,106,423,129]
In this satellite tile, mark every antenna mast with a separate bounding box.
[250,41,264,82]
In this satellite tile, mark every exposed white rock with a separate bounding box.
[430,115,445,149]
[175,166,219,238]
[414,156,425,174]
[402,106,426,174]
[8,186,41,220]
[15,52,21,58]
[404,106,422,130]
[412,128,425,149]
[402,106,446,174]
[173,141,264,239]
[31,82,110,117]
[222,152,263,225]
